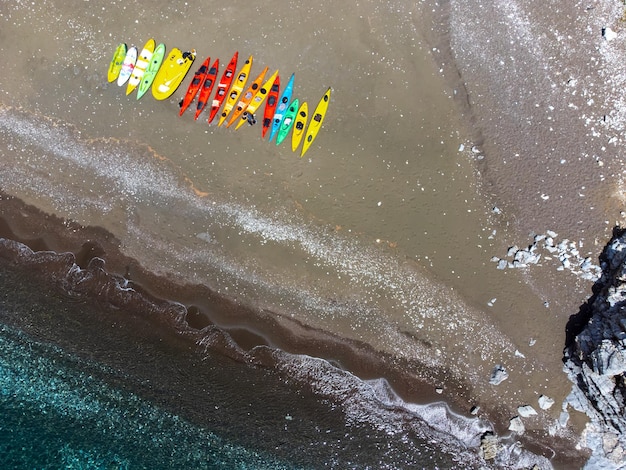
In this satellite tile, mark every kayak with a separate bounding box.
[117,46,137,86]
[208,51,238,124]
[137,42,166,100]
[261,75,280,138]
[152,48,196,100]
[275,98,299,146]
[218,55,253,127]
[226,66,268,128]
[235,69,278,130]
[301,87,331,157]
[268,72,294,142]
[194,58,219,120]
[291,101,308,152]
[179,56,210,116]
[126,38,155,95]
[107,43,127,83]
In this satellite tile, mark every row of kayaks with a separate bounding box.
[107,39,331,157]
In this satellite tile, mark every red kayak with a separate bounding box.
[208,51,238,124]
[261,74,280,138]
[179,56,210,116]
[194,58,219,120]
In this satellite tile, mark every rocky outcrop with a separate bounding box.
[563,227,626,468]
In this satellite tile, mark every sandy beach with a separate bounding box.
[2,0,626,467]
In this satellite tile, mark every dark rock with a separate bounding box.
[563,227,626,466]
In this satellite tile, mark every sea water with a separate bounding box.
[0,249,482,468]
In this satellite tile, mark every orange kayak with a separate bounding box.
[179,56,210,116]
[208,52,238,124]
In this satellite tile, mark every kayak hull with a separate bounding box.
[275,98,299,146]
[208,52,238,124]
[261,75,280,138]
[226,66,268,128]
[117,46,137,86]
[235,69,278,130]
[152,48,196,101]
[126,38,155,95]
[137,43,166,100]
[218,55,253,127]
[107,43,127,83]
[268,73,295,142]
[180,56,210,116]
[195,58,219,120]
[291,101,308,152]
[301,87,331,157]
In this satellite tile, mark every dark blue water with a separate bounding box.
[0,245,472,469]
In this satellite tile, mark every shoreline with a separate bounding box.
[0,191,590,467]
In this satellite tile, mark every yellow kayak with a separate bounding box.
[226,66,268,128]
[107,43,127,83]
[291,101,308,153]
[126,38,155,95]
[151,48,196,101]
[301,87,331,157]
[234,69,278,130]
[217,55,253,127]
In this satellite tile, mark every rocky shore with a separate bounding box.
[564,227,626,468]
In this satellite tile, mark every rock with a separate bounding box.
[546,230,558,238]
[518,405,538,418]
[470,405,480,415]
[538,395,555,410]
[479,432,499,460]
[563,228,626,465]
[489,364,508,385]
[603,27,618,41]
[507,245,519,257]
[508,416,525,434]
[497,259,507,270]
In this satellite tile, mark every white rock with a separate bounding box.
[538,395,555,410]
[518,405,538,418]
[604,27,618,42]
[509,416,525,434]
[546,230,558,238]
[489,365,508,385]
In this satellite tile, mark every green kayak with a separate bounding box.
[137,42,166,100]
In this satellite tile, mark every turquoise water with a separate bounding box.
[0,325,296,470]
[0,253,471,469]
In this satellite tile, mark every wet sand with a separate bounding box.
[2,0,626,467]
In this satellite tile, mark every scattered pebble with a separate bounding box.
[538,395,555,410]
[518,405,538,418]
[492,230,601,280]
[489,364,508,385]
[603,27,617,42]
[508,416,525,434]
